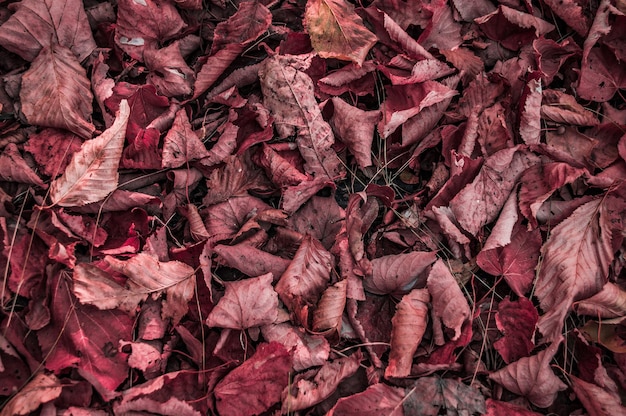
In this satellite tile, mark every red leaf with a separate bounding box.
[493,297,538,364]
[215,342,291,416]
[489,338,567,408]
[427,259,471,341]
[569,374,626,416]
[275,235,333,318]
[573,282,626,318]
[114,0,185,61]
[213,243,291,279]
[0,143,45,187]
[542,0,590,36]
[475,6,555,51]
[0,373,62,416]
[162,109,209,168]
[305,0,377,66]
[289,195,344,250]
[535,196,622,342]
[328,383,406,416]
[145,40,196,98]
[260,54,344,180]
[281,351,362,412]
[0,0,96,62]
[365,251,437,295]
[385,288,429,378]
[20,44,95,139]
[576,46,626,102]
[261,322,330,371]
[206,273,279,329]
[24,129,82,178]
[312,279,347,334]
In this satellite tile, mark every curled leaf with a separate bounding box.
[427,259,471,341]
[312,279,347,334]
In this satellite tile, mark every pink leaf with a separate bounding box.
[385,288,429,378]
[542,0,590,36]
[328,383,406,416]
[289,195,344,250]
[206,273,279,329]
[115,0,185,61]
[215,342,291,416]
[260,54,344,180]
[213,243,291,279]
[20,44,95,139]
[0,144,45,187]
[305,0,377,66]
[535,196,622,342]
[49,100,129,206]
[281,351,362,412]
[365,251,437,295]
[427,259,471,341]
[489,338,567,408]
[449,146,540,235]
[312,279,347,334]
[162,109,209,168]
[145,40,196,98]
[275,235,333,318]
[261,322,330,371]
[0,0,96,62]
[574,282,626,318]
[328,97,380,169]
[0,373,62,416]
[24,129,82,178]
[569,374,626,416]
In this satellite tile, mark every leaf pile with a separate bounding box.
[0,0,625,414]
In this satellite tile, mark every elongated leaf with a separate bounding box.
[574,283,626,318]
[20,44,95,139]
[535,196,621,342]
[365,251,437,295]
[312,279,347,333]
[305,0,377,66]
[427,259,471,341]
[0,0,96,62]
[49,100,129,206]
[385,289,429,378]
[0,373,62,416]
[569,375,626,416]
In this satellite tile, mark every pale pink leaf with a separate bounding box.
[489,338,567,408]
[281,351,362,412]
[260,54,344,180]
[275,235,333,315]
[312,279,347,334]
[0,144,45,187]
[161,109,209,168]
[214,243,291,279]
[49,100,129,206]
[215,342,291,416]
[535,197,619,342]
[72,262,145,314]
[449,146,540,235]
[365,251,438,295]
[261,322,330,371]
[0,0,96,62]
[427,259,471,341]
[541,89,600,126]
[305,0,377,66]
[105,252,196,325]
[0,373,62,416]
[20,44,95,139]
[385,288,429,378]
[206,273,279,329]
[519,76,542,145]
[574,283,626,318]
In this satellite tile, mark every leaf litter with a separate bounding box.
[0,0,625,414]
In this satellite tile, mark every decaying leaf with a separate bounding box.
[49,100,129,206]
[427,259,471,341]
[0,373,62,416]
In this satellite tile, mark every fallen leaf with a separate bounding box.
[365,251,437,295]
[0,373,62,416]
[20,44,95,139]
[305,0,378,66]
[427,259,471,341]
[49,100,129,206]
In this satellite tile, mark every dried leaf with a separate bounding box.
[574,282,626,318]
[312,279,347,333]
[569,374,626,416]
[49,100,129,206]
[261,322,330,371]
[385,288,429,378]
[0,0,96,62]
[365,251,437,295]
[305,0,377,66]
[535,196,621,342]
[206,273,279,329]
[0,373,62,416]
[162,109,209,168]
[427,259,471,341]
[20,44,95,139]
[489,338,567,408]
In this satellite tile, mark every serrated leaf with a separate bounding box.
[49,100,129,207]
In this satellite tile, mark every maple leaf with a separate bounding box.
[0,0,96,62]
[534,195,623,342]
[49,100,129,206]
[20,43,95,139]
[305,0,378,66]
